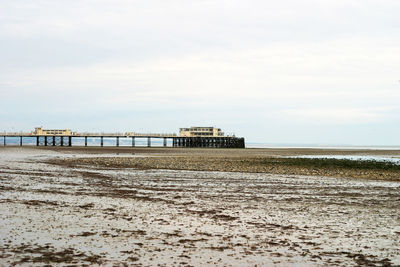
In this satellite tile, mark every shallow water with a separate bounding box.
[0,148,399,266]
[288,154,400,164]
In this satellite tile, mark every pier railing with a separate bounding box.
[75,132,125,137]
[126,133,177,137]
[0,132,30,136]
[0,132,179,137]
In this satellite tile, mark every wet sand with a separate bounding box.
[31,146,400,157]
[46,146,400,181]
[0,147,400,266]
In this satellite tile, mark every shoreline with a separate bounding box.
[25,146,400,182]
[3,145,400,156]
[47,156,400,182]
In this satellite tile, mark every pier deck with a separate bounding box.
[0,133,245,148]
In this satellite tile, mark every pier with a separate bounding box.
[0,133,245,148]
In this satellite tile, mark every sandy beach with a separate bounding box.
[0,147,399,266]
[46,146,400,181]
[37,146,400,157]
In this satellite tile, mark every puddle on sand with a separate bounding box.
[0,147,399,266]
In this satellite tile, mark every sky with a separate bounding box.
[1,0,399,145]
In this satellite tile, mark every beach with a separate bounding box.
[47,146,400,181]
[0,147,399,266]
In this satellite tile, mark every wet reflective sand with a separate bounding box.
[0,148,399,266]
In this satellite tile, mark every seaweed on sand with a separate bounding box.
[260,158,400,171]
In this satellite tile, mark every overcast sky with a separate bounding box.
[1,0,399,145]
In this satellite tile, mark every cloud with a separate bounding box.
[282,107,397,124]
[2,35,399,105]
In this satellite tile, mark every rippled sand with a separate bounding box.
[0,147,399,266]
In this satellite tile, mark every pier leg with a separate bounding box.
[20,136,22,146]
[61,137,64,147]
[85,136,88,147]
[36,136,39,146]
[52,136,55,146]
[132,137,135,147]
[163,137,167,147]
[101,137,103,147]
[3,136,5,146]
[45,136,48,146]
[147,137,151,147]
[69,136,72,147]
[116,137,119,147]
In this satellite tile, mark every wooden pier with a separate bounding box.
[0,134,245,148]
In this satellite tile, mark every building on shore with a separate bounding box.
[33,127,73,136]
[179,127,225,137]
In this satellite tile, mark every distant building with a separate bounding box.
[179,127,224,137]
[33,127,73,136]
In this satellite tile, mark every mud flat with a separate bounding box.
[54,155,400,181]
[0,147,400,266]
[30,145,400,157]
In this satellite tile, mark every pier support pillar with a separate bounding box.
[20,136,22,146]
[116,137,119,147]
[147,137,151,147]
[44,136,48,146]
[52,136,56,146]
[61,137,64,147]
[163,137,167,147]
[101,137,104,147]
[85,136,88,147]
[3,136,5,146]
[131,137,135,147]
[68,136,72,147]
[36,136,39,146]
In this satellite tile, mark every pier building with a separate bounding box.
[33,127,73,136]
[179,127,224,137]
